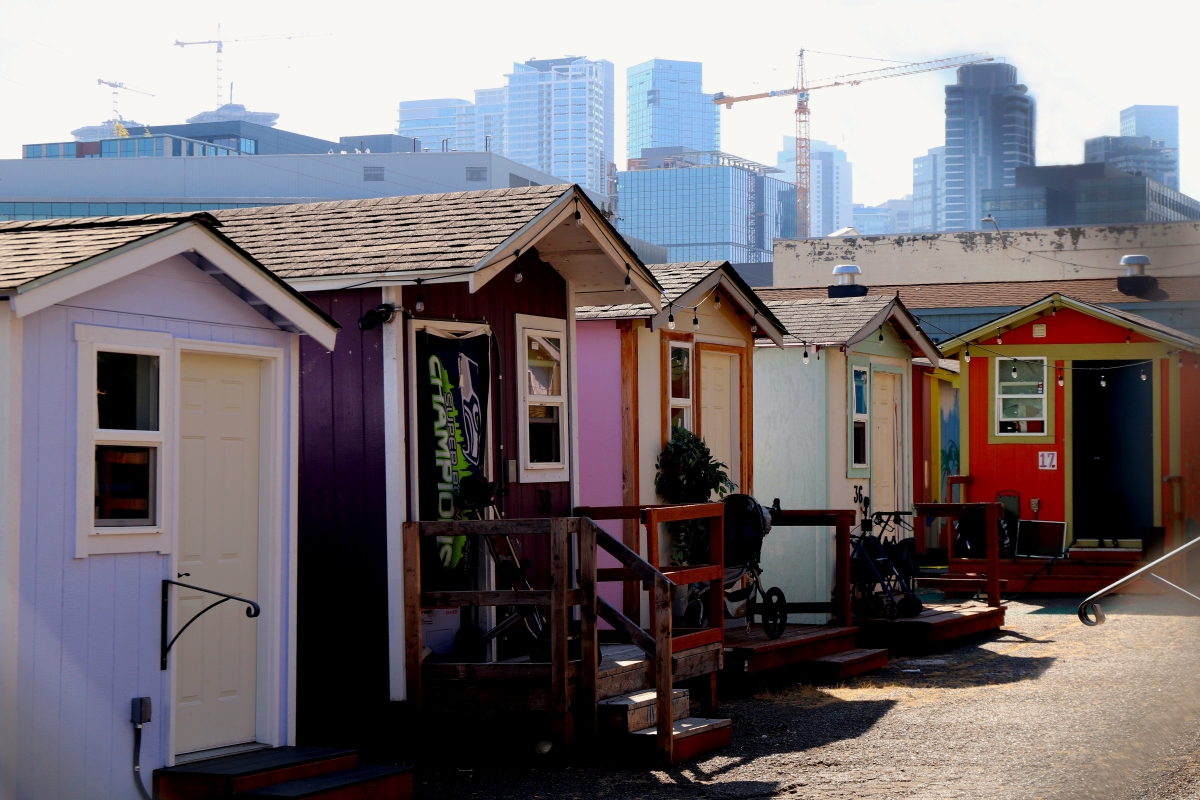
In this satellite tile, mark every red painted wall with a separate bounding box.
[1181,356,1200,539]
[976,307,1158,346]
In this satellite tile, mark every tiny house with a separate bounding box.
[933,292,1200,558]
[752,290,941,620]
[0,214,338,797]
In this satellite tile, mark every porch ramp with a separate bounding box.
[153,746,413,799]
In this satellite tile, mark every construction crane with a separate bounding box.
[97,79,154,130]
[714,50,994,239]
[174,24,323,108]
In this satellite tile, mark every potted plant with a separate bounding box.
[655,426,735,566]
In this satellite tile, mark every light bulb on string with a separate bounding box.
[802,344,810,365]
[623,264,632,293]
[964,348,971,363]
[1101,374,1107,388]
[513,248,523,283]
[1057,369,1064,388]
[668,304,675,330]
[1141,368,1147,381]
[750,311,758,334]
[1126,330,1132,344]
[997,331,1003,344]
[714,290,721,310]
[816,346,821,361]
[878,327,884,342]
[1011,364,1018,379]
[692,311,699,332]
[414,278,425,313]
[574,201,583,227]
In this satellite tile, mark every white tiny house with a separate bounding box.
[0,214,337,799]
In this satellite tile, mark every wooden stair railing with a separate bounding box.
[767,509,857,626]
[914,502,1002,607]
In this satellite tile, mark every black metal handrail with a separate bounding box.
[1078,536,1200,626]
[161,579,261,669]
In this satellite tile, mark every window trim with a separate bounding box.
[515,313,570,483]
[668,340,694,433]
[659,330,694,445]
[993,356,1051,438]
[851,365,870,470]
[74,324,174,558]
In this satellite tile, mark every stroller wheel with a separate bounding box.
[882,597,898,620]
[762,587,787,639]
[897,594,924,618]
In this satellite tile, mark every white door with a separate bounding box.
[701,351,740,490]
[871,372,901,513]
[175,353,261,755]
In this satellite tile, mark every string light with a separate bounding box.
[803,344,810,365]
[1011,363,1018,379]
[414,278,425,313]
[816,346,821,361]
[996,330,1003,344]
[574,200,583,227]
[513,248,523,283]
[1057,368,1064,388]
[964,348,971,363]
[714,290,721,310]
[668,304,675,330]
[1100,374,1107,388]
[692,310,699,332]
[1126,330,1132,344]
[1051,304,1057,317]
[750,311,758,334]
[1141,368,1147,381]
[624,264,632,293]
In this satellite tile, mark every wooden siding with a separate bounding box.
[16,291,295,800]
[294,289,394,757]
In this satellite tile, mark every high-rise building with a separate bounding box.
[625,59,719,161]
[775,137,852,237]
[504,56,614,195]
[912,146,946,231]
[1085,135,1178,191]
[474,87,506,154]
[617,147,795,271]
[1121,105,1179,150]
[398,98,476,152]
[943,63,1036,231]
[853,196,913,235]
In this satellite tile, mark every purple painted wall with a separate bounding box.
[575,320,625,613]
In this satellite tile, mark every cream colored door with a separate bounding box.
[175,353,261,755]
[701,351,741,490]
[872,372,900,513]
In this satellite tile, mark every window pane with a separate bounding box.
[95,445,156,526]
[670,346,690,399]
[1001,397,1043,421]
[527,335,561,396]
[670,405,689,430]
[853,370,868,415]
[528,404,561,463]
[853,420,867,466]
[97,352,159,431]
[999,418,1045,434]
[999,359,1044,395]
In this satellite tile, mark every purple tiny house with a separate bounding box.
[0,214,338,798]
[211,185,662,756]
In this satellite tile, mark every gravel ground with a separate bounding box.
[414,594,1200,799]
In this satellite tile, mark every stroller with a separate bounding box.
[850,492,924,619]
[720,494,788,639]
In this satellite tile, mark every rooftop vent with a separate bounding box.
[1117,254,1157,296]
[828,264,869,298]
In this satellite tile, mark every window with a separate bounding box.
[996,358,1046,434]
[668,344,693,430]
[363,166,385,181]
[516,314,570,482]
[75,325,173,557]
[466,166,488,182]
[852,368,869,467]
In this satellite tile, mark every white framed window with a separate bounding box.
[668,342,693,431]
[852,367,869,468]
[516,314,569,483]
[996,357,1046,434]
[75,325,174,557]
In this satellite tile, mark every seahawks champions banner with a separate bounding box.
[415,328,491,588]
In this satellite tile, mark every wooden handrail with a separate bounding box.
[591,522,671,588]
[914,502,1002,608]
[597,596,657,659]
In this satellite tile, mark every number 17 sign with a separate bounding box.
[1038,451,1058,470]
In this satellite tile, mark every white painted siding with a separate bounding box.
[13,274,297,799]
[753,346,832,623]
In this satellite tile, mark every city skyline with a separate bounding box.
[0,0,1194,206]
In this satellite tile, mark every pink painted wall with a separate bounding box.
[575,320,624,615]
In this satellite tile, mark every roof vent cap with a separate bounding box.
[1120,254,1151,276]
[832,264,862,285]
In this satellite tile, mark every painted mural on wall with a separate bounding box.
[939,382,960,495]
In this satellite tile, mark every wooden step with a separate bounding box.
[631,717,732,763]
[918,576,1009,591]
[723,624,858,675]
[235,765,413,799]
[804,648,889,682]
[155,747,358,800]
[598,689,690,734]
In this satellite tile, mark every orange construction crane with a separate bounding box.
[714,50,993,239]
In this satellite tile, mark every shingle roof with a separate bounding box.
[765,295,895,345]
[758,276,1200,308]
[0,213,213,292]
[1087,299,1200,346]
[210,185,572,280]
[577,261,726,319]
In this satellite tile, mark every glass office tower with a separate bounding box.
[1085,135,1178,191]
[504,56,614,195]
[1121,106,1179,149]
[912,146,946,231]
[626,60,719,161]
[617,148,795,263]
[398,98,475,152]
[776,137,852,237]
[943,64,1036,231]
[474,88,506,154]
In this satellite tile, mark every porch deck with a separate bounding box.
[723,623,889,678]
[855,602,1006,648]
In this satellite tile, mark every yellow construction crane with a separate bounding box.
[714,50,994,239]
[96,79,154,132]
[174,24,323,109]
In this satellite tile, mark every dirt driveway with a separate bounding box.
[415,594,1200,799]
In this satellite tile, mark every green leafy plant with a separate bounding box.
[655,426,736,564]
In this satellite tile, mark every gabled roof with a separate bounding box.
[939,292,1200,356]
[758,276,1200,309]
[764,294,942,363]
[212,184,662,310]
[576,261,788,345]
[0,213,339,350]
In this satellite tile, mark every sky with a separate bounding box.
[0,0,1194,205]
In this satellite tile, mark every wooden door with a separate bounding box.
[872,372,900,513]
[175,353,261,755]
[701,351,740,490]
